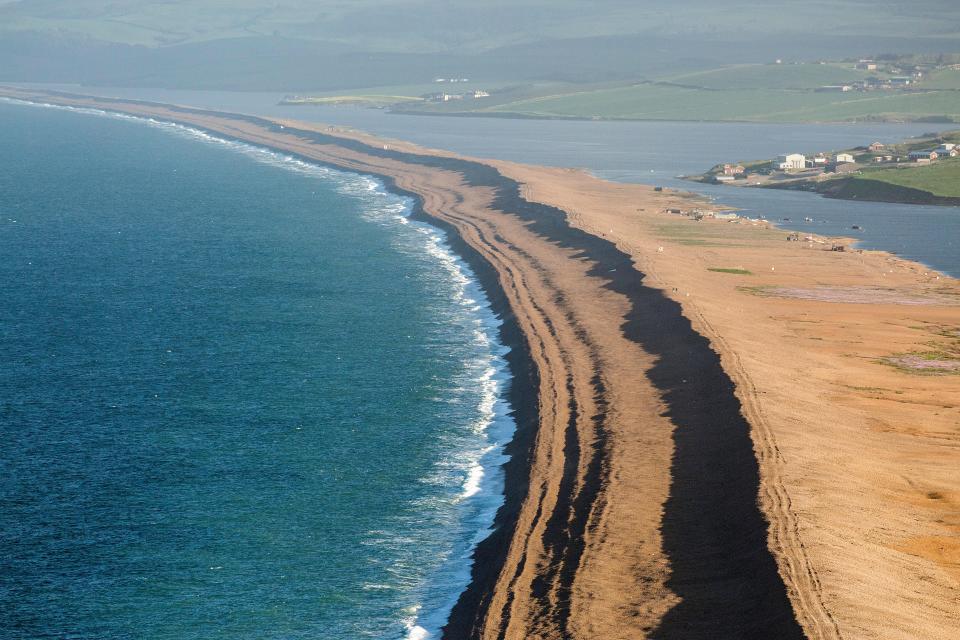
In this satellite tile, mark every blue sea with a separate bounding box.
[0,101,514,639]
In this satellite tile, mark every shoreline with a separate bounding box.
[0,90,551,636]
[3,87,958,639]
[685,174,960,208]
[674,181,958,279]
[2,94,536,636]
[761,176,960,207]
[365,170,543,639]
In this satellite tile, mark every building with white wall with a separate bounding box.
[777,153,806,170]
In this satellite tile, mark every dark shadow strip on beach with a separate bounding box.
[313,131,807,638]
[34,91,805,638]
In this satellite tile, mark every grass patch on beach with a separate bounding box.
[708,267,753,275]
[881,353,960,375]
[736,285,777,296]
[655,222,768,248]
[843,385,890,393]
[880,332,960,375]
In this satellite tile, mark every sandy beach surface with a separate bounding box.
[3,87,957,640]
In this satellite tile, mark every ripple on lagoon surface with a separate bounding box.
[0,102,513,639]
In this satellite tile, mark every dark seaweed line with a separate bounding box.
[28,91,806,638]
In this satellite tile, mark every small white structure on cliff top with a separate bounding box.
[836,153,856,164]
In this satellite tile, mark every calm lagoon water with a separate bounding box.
[0,101,514,639]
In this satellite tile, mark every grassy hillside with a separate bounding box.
[856,158,960,198]
[420,73,960,123]
[665,63,873,89]
[1,1,959,91]
[3,0,959,51]
[922,69,960,89]
[289,60,960,124]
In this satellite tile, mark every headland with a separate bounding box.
[688,129,960,207]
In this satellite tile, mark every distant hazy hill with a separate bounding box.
[1,0,958,90]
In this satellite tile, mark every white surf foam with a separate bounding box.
[3,96,517,640]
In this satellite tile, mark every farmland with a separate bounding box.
[409,63,960,123]
[856,158,960,198]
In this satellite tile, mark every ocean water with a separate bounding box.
[0,101,514,639]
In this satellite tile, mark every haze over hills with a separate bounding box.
[1,0,959,90]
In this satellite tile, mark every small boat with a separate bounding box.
[851,225,863,230]
[804,216,814,222]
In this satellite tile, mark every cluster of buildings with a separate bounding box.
[775,152,855,171]
[907,143,958,163]
[816,59,940,93]
[713,139,957,184]
[865,141,959,164]
[423,89,491,102]
[818,76,919,94]
[853,58,928,78]
[766,141,957,174]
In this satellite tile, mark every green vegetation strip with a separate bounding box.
[858,159,960,198]
[708,267,753,275]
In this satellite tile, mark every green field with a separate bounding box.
[377,62,960,123]
[278,61,960,123]
[856,159,960,198]
[3,0,957,51]
[3,2,960,94]
[465,80,960,123]
[665,63,872,89]
[920,69,960,89]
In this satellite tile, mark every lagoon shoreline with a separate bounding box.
[3,87,958,640]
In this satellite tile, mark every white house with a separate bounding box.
[777,153,806,170]
[935,143,957,156]
[836,153,855,164]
